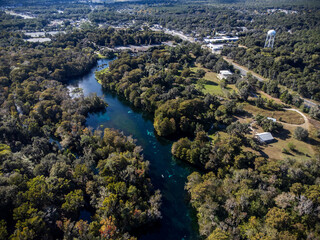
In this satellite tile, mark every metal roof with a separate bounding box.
[267,117,276,122]
[256,132,274,142]
[219,70,232,75]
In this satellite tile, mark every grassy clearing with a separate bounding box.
[309,119,320,155]
[259,124,315,161]
[244,103,305,125]
[191,66,236,97]
[96,52,107,59]
[198,80,224,96]
[208,131,229,141]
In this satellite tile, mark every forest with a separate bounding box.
[0,27,167,239]
[96,45,236,137]
[0,1,320,239]
[96,39,320,239]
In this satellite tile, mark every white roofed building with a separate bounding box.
[218,70,232,80]
[207,43,224,53]
[267,117,276,122]
[255,132,274,143]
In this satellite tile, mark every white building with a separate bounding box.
[204,36,239,43]
[207,43,224,52]
[218,70,233,80]
[267,117,276,122]
[255,132,274,143]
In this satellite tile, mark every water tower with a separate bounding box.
[264,30,276,48]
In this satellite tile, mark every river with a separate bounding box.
[68,58,200,240]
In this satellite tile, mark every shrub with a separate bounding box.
[288,142,296,151]
[282,148,289,154]
[294,127,308,141]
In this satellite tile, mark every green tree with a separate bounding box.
[265,207,290,230]
[62,189,85,214]
[154,117,176,137]
[294,127,308,141]
[207,228,230,240]
[23,176,53,207]
[0,220,7,240]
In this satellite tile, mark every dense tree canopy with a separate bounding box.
[0,27,163,239]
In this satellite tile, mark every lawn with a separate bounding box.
[209,130,229,141]
[192,65,235,97]
[198,80,224,96]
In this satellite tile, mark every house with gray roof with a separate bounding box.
[255,132,274,143]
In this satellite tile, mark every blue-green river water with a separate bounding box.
[68,59,199,240]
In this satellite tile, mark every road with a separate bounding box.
[223,57,265,82]
[283,108,309,129]
[223,57,318,108]
[151,27,195,43]
[152,26,318,108]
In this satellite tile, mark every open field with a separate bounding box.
[244,103,305,125]
[258,124,317,161]
[191,64,319,162]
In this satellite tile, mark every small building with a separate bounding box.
[255,132,274,143]
[207,43,224,52]
[267,117,276,122]
[218,70,233,80]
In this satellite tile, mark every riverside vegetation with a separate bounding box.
[0,28,168,239]
[96,43,320,239]
[1,0,320,239]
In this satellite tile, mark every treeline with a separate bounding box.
[172,121,258,170]
[0,43,97,83]
[54,27,172,48]
[0,11,48,31]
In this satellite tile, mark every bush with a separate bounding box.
[310,105,320,120]
[294,127,309,141]
[282,148,289,154]
[288,142,296,151]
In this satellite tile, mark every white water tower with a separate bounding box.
[264,30,276,48]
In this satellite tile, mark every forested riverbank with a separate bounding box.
[0,28,169,239]
[1,1,320,239]
[96,42,320,239]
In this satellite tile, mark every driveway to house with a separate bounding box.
[282,108,310,130]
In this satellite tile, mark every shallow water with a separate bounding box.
[68,58,200,240]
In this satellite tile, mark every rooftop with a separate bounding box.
[267,117,277,122]
[219,70,232,75]
[256,132,274,142]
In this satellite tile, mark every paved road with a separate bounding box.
[223,57,318,108]
[151,28,319,108]
[151,27,195,43]
[223,57,265,82]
